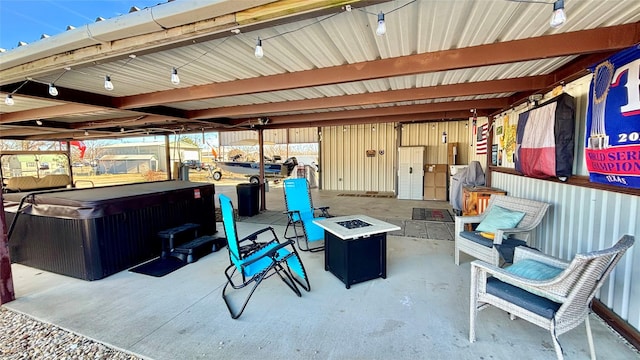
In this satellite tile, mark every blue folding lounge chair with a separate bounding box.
[283,178,330,252]
[218,193,310,319]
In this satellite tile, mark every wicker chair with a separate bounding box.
[454,195,551,266]
[469,235,634,360]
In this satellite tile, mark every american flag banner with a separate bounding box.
[476,123,488,155]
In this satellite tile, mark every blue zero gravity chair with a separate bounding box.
[218,194,310,319]
[283,178,331,252]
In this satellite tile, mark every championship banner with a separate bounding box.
[585,45,640,189]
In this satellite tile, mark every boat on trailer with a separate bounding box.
[211,155,297,183]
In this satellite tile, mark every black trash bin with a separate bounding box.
[236,183,260,217]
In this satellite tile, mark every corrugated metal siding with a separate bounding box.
[400,120,478,165]
[320,123,396,192]
[220,128,318,145]
[286,127,318,144]
[492,172,640,332]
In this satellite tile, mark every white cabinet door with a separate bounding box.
[398,147,425,200]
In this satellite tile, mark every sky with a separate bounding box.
[0,0,166,51]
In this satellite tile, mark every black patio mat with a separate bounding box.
[129,257,187,277]
[412,208,454,222]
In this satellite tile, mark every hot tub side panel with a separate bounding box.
[7,183,216,280]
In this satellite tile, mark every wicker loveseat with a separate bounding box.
[454,194,551,266]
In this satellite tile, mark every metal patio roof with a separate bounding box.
[1,0,639,141]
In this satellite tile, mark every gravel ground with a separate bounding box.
[0,307,144,360]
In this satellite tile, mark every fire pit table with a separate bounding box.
[313,215,400,289]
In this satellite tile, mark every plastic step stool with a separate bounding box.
[171,235,227,263]
[158,223,200,259]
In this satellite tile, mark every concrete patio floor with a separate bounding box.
[3,183,638,359]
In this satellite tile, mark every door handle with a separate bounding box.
[410,167,413,174]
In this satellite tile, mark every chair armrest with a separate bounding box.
[471,260,569,303]
[240,239,296,267]
[238,227,279,252]
[513,247,570,269]
[492,227,531,244]
[314,206,331,217]
[455,214,485,225]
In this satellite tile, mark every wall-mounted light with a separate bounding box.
[35,119,43,126]
[5,94,14,106]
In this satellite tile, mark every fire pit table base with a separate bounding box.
[324,231,386,289]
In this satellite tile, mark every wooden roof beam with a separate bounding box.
[118,22,640,109]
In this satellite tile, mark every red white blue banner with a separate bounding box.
[585,45,640,189]
[515,93,575,180]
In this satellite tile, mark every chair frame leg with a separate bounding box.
[550,321,564,360]
[222,266,267,319]
[585,315,596,360]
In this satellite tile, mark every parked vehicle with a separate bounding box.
[182,160,205,171]
[211,156,297,184]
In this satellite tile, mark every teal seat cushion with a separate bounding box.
[505,259,563,280]
[476,205,526,234]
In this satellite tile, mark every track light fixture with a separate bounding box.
[550,0,566,28]
[84,130,89,136]
[104,75,114,91]
[5,94,14,106]
[171,67,180,85]
[376,12,386,36]
[254,37,264,59]
[48,83,58,96]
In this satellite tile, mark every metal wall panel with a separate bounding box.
[400,120,473,165]
[286,127,318,144]
[492,172,640,332]
[320,123,396,192]
[220,128,318,145]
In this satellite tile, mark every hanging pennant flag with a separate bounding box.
[69,140,87,159]
[585,45,640,189]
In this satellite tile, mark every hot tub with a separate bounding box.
[4,181,216,280]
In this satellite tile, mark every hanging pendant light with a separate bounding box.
[376,12,386,36]
[104,75,114,91]
[171,67,180,85]
[48,83,59,96]
[550,0,567,28]
[254,37,264,59]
